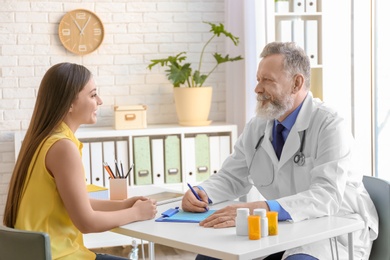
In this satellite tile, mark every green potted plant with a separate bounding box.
[147,21,243,126]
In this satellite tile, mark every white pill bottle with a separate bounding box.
[254,208,269,237]
[236,208,250,236]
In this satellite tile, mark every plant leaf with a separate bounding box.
[213,53,244,64]
[205,22,240,46]
[147,52,188,70]
[193,70,208,86]
[166,63,192,87]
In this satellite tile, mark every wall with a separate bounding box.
[0,0,229,222]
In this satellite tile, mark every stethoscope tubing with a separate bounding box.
[293,130,306,166]
[250,130,306,186]
[254,130,306,164]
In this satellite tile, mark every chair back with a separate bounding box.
[0,225,52,260]
[362,175,390,260]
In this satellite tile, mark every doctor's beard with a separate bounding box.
[256,93,294,120]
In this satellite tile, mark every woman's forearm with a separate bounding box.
[89,198,127,211]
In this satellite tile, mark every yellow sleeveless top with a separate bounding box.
[15,122,96,260]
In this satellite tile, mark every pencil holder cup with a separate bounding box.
[109,178,128,200]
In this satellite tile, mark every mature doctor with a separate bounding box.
[182,42,378,260]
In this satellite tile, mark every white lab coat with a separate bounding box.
[201,93,378,260]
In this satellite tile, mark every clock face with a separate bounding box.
[58,9,104,55]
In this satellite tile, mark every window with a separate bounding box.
[373,0,390,181]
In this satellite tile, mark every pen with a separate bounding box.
[120,161,124,178]
[114,160,121,178]
[107,164,115,178]
[187,183,208,211]
[124,163,134,179]
[103,163,115,179]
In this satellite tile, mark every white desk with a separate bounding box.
[112,201,365,260]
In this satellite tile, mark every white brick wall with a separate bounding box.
[0,0,228,222]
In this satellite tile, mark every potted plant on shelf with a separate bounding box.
[147,21,243,126]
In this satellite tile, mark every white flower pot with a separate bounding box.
[173,87,212,126]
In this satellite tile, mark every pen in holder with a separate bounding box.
[104,161,133,200]
[109,178,128,200]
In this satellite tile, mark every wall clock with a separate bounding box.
[58,9,104,55]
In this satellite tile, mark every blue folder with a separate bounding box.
[155,207,216,223]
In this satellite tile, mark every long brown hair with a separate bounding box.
[4,63,92,227]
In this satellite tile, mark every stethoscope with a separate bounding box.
[293,130,306,166]
[254,130,306,165]
[248,129,307,187]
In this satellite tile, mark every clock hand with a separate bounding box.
[79,15,91,35]
[70,15,83,33]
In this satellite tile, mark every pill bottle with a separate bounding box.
[267,211,278,236]
[236,208,249,236]
[248,215,261,240]
[254,208,268,237]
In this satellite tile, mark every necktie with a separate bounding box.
[274,124,285,160]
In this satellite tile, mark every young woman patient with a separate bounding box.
[3,63,157,260]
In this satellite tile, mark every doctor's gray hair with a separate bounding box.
[260,42,311,90]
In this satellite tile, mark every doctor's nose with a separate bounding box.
[255,82,264,94]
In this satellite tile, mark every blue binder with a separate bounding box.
[155,207,216,223]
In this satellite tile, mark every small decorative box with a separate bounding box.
[114,105,147,130]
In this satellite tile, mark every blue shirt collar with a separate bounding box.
[274,101,304,131]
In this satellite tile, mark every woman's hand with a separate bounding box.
[125,196,149,207]
[132,198,158,221]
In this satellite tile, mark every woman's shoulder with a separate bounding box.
[43,125,79,155]
[47,122,78,144]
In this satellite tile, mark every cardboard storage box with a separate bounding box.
[114,105,147,130]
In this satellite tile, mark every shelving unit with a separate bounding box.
[15,122,238,192]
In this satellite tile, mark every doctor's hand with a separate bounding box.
[199,204,240,228]
[181,187,209,212]
[200,201,270,228]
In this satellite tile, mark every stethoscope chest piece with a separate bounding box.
[292,129,306,166]
[293,152,305,166]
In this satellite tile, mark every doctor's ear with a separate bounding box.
[292,74,304,94]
